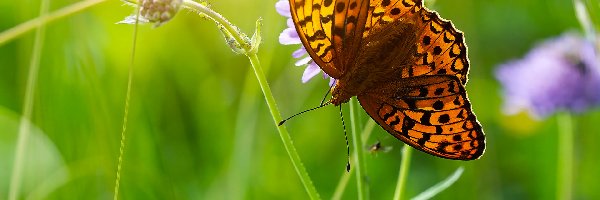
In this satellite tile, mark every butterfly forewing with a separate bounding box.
[290,0,341,77]
[330,0,370,68]
[410,8,470,84]
[358,76,485,160]
[290,0,373,78]
[364,0,422,38]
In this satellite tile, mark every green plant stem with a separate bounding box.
[349,98,367,200]
[557,113,574,200]
[332,119,376,200]
[246,53,320,199]
[182,1,248,49]
[8,0,49,199]
[113,7,140,200]
[180,1,320,198]
[573,0,596,43]
[393,145,412,200]
[0,0,106,46]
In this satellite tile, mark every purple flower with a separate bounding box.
[276,0,335,85]
[495,33,600,119]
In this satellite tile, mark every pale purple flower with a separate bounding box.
[495,33,600,119]
[276,0,335,85]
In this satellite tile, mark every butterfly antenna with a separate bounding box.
[340,105,351,172]
[319,83,334,106]
[278,101,332,126]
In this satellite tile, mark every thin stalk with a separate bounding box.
[113,6,140,200]
[182,1,248,49]
[332,119,376,200]
[349,98,367,200]
[573,0,596,43]
[0,0,106,46]
[557,113,574,200]
[8,0,49,199]
[246,53,320,199]
[179,1,320,198]
[332,169,352,200]
[393,145,412,200]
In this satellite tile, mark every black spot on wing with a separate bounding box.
[432,100,444,110]
[438,114,450,123]
[336,2,346,13]
[418,133,431,146]
[421,112,432,125]
[423,36,431,45]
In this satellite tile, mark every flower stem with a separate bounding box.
[8,0,49,199]
[181,1,320,198]
[0,0,106,46]
[557,112,574,200]
[572,0,596,44]
[246,53,320,199]
[393,145,412,200]
[332,119,376,200]
[113,7,140,200]
[349,98,367,200]
[182,1,249,50]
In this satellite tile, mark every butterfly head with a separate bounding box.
[329,81,353,106]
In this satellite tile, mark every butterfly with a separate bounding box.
[288,0,485,160]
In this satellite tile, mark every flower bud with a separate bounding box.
[139,0,182,25]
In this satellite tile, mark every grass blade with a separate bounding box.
[411,167,464,200]
[8,0,49,199]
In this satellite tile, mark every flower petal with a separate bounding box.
[329,78,336,86]
[287,18,295,28]
[295,56,312,66]
[117,15,150,25]
[279,28,301,45]
[275,0,291,17]
[495,33,600,118]
[302,62,321,83]
[292,47,307,58]
[322,71,330,79]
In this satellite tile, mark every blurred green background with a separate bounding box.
[1,0,600,199]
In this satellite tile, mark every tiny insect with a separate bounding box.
[368,141,393,154]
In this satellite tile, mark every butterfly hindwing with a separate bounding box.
[358,75,485,160]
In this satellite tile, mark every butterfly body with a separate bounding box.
[331,20,420,106]
[290,0,486,160]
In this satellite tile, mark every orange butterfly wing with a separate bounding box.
[289,0,371,78]
[358,75,484,160]
[364,0,470,83]
[357,0,484,160]
[289,0,485,160]
[364,0,422,37]
[408,2,470,84]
